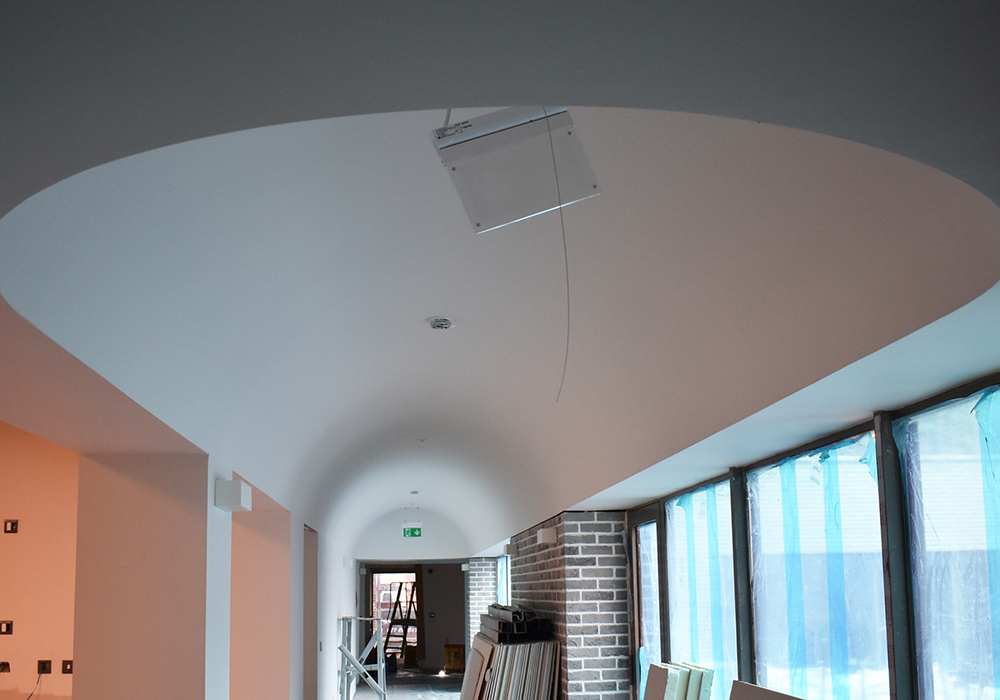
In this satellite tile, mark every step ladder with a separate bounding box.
[383,581,417,663]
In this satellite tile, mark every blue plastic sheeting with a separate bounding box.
[821,450,850,699]
[706,487,726,696]
[665,483,738,700]
[778,458,808,698]
[862,434,877,483]
[975,387,1000,698]
[636,521,661,700]
[679,492,700,657]
[637,646,648,700]
[749,432,886,700]
[895,391,1000,698]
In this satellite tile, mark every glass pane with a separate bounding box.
[895,386,1000,700]
[747,432,889,700]
[665,481,738,700]
[636,520,662,700]
[496,555,510,606]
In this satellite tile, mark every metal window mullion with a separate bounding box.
[729,467,755,683]
[874,411,918,700]
[658,498,670,664]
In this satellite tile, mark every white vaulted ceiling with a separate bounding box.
[1,2,999,557]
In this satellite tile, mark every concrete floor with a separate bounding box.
[353,668,464,700]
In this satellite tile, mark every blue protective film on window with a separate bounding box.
[821,450,849,700]
[706,487,725,689]
[666,481,737,700]
[976,388,1000,696]
[680,492,700,657]
[779,458,808,697]
[895,386,1000,700]
[748,432,888,700]
[636,520,661,700]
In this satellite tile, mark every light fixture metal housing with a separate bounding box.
[435,106,601,233]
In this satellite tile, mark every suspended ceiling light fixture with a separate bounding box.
[433,106,601,233]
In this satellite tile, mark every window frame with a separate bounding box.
[623,369,1000,700]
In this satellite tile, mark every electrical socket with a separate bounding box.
[0,661,10,673]
[38,660,51,674]
[3,520,16,534]
[62,660,73,674]
[0,621,12,635]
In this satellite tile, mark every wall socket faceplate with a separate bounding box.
[0,661,10,673]
[2,520,16,534]
[0,621,12,635]
[38,660,51,674]
[62,660,73,674]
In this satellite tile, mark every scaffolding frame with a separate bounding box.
[339,616,387,700]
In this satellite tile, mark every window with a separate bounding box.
[895,386,1000,700]
[497,555,510,606]
[665,481,738,700]
[628,373,1000,700]
[635,519,662,700]
[747,432,889,700]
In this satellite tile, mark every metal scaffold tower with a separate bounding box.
[339,617,386,700]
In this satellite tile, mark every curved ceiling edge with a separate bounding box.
[0,106,997,555]
[2,2,998,225]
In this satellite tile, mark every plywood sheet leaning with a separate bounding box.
[461,633,496,700]
[729,681,802,700]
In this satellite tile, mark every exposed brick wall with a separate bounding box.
[510,511,629,700]
[467,557,498,650]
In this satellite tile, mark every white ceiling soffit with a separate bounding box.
[0,107,998,558]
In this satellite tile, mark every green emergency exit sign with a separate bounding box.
[403,526,422,538]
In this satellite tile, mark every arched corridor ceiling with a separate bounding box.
[1,2,999,556]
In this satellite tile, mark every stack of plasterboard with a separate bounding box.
[460,630,558,700]
[642,662,715,700]
[482,637,559,700]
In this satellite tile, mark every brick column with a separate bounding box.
[467,557,498,650]
[510,511,629,700]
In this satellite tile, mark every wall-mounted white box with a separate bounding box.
[215,479,252,512]
[536,527,557,545]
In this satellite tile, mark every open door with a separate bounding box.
[373,572,419,665]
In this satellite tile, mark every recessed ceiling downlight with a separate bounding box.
[429,317,453,330]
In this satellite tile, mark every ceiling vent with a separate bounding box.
[434,106,601,233]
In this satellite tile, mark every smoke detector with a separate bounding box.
[429,317,453,330]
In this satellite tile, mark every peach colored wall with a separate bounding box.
[230,480,291,700]
[303,527,319,700]
[73,453,207,700]
[0,422,78,700]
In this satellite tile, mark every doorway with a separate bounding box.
[371,571,419,667]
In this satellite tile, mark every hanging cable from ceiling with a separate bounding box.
[542,107,572,403]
